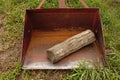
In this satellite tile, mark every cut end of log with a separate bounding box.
[47,50,55,63]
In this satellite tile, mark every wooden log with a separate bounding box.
[47,29,96,63]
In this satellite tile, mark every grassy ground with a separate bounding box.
[0,0,120,80]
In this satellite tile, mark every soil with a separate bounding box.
[105,49,113,55]
[0,43,21,73]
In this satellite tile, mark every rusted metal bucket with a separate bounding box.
[21,0,105,69]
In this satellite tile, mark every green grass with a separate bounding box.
[0,0,120,80]
[0,62,22,80]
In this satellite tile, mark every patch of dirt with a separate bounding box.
[105,49,113,55]
[0,43,22,74]
[22,70,69,80]
[46,70,69,80]
[0,28,3,51]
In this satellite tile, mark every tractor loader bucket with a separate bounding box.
[21,0,105,69]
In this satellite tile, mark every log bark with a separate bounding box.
[47,29,96,63]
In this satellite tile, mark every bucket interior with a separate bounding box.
[22,8,105,69]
